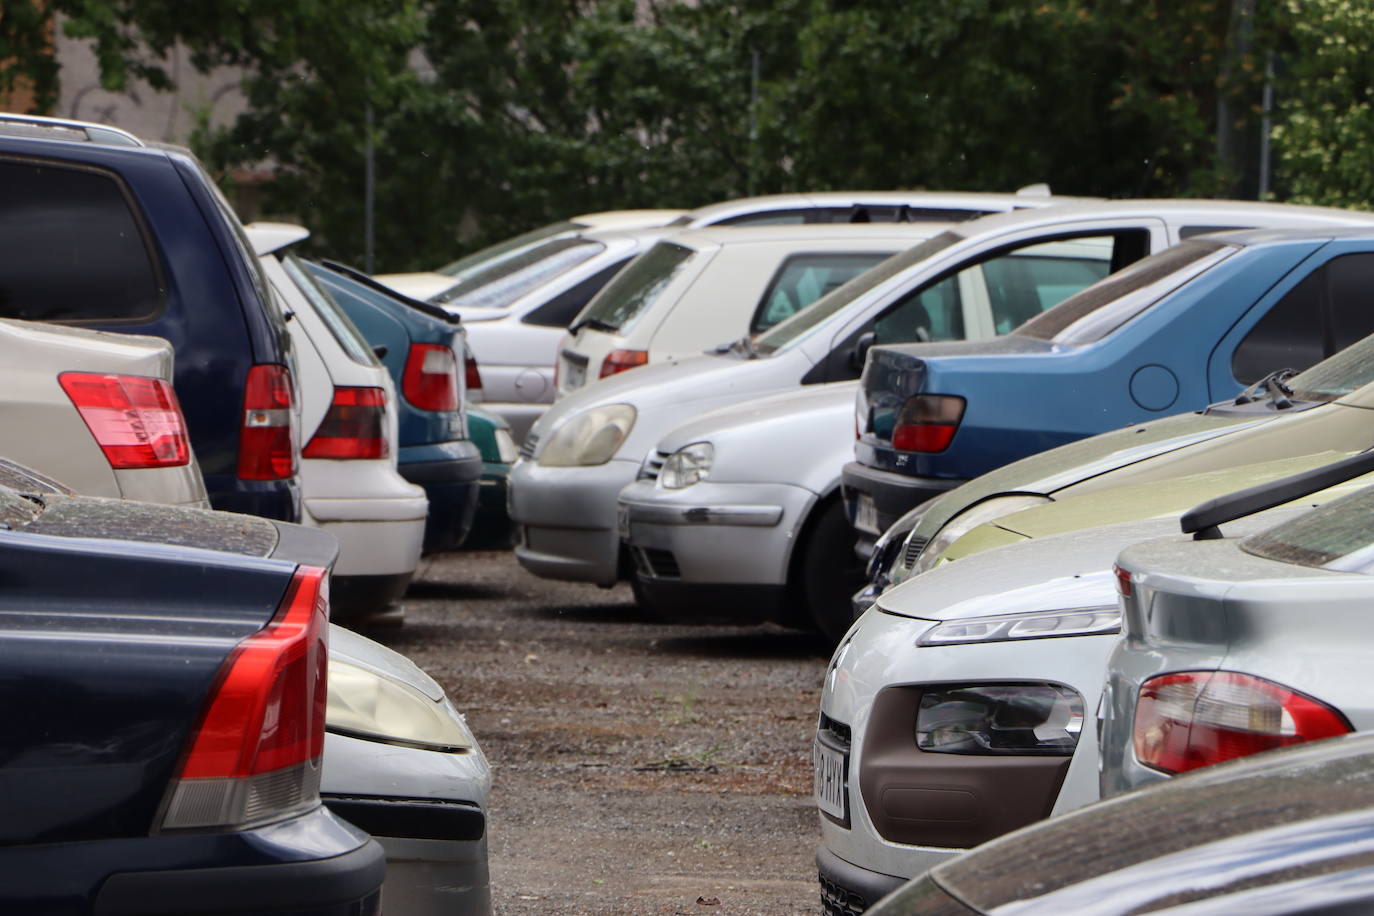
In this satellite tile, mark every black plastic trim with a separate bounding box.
[323,796,486,842]
[816,845,905,912]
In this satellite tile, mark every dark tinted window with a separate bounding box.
[752,252,892,333]
[434,237,605,308]
[1326,254,1374,351]
[1233,270,1326,384]
[1179,225,1251,239]
[524,259,632,328]
[575,244,694,332]
[0,158,162,322]
[875,273,963,344]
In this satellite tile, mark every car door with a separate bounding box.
[1209,243,1374,400]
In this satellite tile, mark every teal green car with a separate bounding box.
[466,404,517,547]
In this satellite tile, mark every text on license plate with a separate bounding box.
[813,738,847,821]
[855,494,879,535]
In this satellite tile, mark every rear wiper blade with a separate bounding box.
[569,316,619,335]
[1181,448,1374,540]
[1233,367,1296,408]
[711,335,759,359]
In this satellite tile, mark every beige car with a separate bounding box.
[0,317,207,505]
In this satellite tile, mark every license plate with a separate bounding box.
[565,358,586,391]
[813,738,848,821]
[616,503,630,540]
[855,493,879,536]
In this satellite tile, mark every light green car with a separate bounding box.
[879,334,1374,588]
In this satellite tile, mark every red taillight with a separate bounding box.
[892,394,965,453]
[1134,670,1351,776]
[465,350,483,392]
[599,348,649,379]
[303,387,388,460]
[59,372,190,469]
[161,566,330,830]
[403,343,458,411]
[1114,564,1133,598]
[238,364,297,481]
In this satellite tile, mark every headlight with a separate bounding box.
[327,659,474,752]
[916,606,1120,647]
[917,683,1084,756]
[658,442,713,489]
[493,427,519,464]
[908,494,1050,576]
[538,403,636,466]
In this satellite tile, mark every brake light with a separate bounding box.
[600,349,649,379]
[161,566,329,830]
[402,343,458,411]
[1114,564,1133,598]
[892,395,965,452]
[466,350,483,392]
[238,364,297,480]
[58,372,190,469]
[302,387,388,460]
[1134,670,1351,775]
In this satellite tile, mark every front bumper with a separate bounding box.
[508,456,639,585]
[841,461,963,541]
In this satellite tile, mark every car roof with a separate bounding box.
[659,222,958,250]
[569,210,690,230]
[954,198,1374,236]
[0,113,144,147]
[682,188,1100,225]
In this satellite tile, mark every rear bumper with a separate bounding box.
[205,473,302,523]
[816,845,905,916]
[841,461,963,540]
[399,442,484,553]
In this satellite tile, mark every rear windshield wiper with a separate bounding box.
[569,316,620,335]
[1181,448,1374,540]
[1233,368,1296,408]
[711,335,759,359]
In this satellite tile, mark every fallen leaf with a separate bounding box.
[696,896,721,906]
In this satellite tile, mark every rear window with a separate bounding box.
[1016,240,1234,345]
[752,252,894,333]
[434,237,605,308]
[1290,335,1374,401]
[437,220,583,277]
[0,158,163,322]
[1243,486,1374,572]
[755,230,962,354]
[283,253,378,367]
[576,242,696,333]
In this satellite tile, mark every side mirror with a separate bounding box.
[850,332,876,373]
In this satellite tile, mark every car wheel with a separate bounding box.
[800,499,865,643]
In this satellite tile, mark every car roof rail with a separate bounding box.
[0,113,144,147]
[1181,449,1374,540]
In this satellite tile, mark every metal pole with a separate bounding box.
[1259,52,1275,199]
[365,103,376,274]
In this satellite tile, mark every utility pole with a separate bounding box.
[365,103,376,274]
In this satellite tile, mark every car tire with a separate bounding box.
[800,498,865,644]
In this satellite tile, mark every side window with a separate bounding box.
[522,259,631,327]
[874,274,963,345]
[0,158,163,322]
[751,252,891,334]
[982,238,1112,333]
[718,210,811,227]
[1231,270,1325,384]
[1326,253,1374,351]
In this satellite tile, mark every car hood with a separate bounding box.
[530,350,804,459]
[926,731,1374,915]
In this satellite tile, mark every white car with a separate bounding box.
[248,223,428,623]
[618,381,863,636]
[0,317,207,506]
[510,199,1351,588]
[556,224,943,396]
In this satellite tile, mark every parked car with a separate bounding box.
[247,223,427,622]
[866,730,1374,915]
[618,382,864,637]
[0,457,384,914]
[816,455,1373,911]
[0,114,303,520]
[308,258,483,553]
[844,225,1374,546]
[0,316,206,506]
[465,403,519,547]
[556,224,945,395]
[510,199,1373,588]
[873,315,1374,596]
[1101,456,1374,798]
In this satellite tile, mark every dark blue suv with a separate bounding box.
[0,114,301,520]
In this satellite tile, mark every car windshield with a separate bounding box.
[437,220,583,277]
[1243,485,1374,572]
[1016,240,1235,344]
[1288,333,1374,401]
[753,230,962,355]
[434,237,606,308]
[574,241,696,333]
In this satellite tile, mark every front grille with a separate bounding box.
[518,433,538,460]
[637,449,668,481]
[820,874,869,916]
[634,546,680,579]
[818,712,852,749]
[900,534,929,571]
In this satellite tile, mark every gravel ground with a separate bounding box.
[368,549,832,915]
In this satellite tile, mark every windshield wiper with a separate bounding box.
[1233,368,1296,409]
[568,316,619,336]
[711,335,759,359]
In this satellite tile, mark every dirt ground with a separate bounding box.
[370,549,831,916]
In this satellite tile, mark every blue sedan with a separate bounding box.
[844,227,1374,538]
